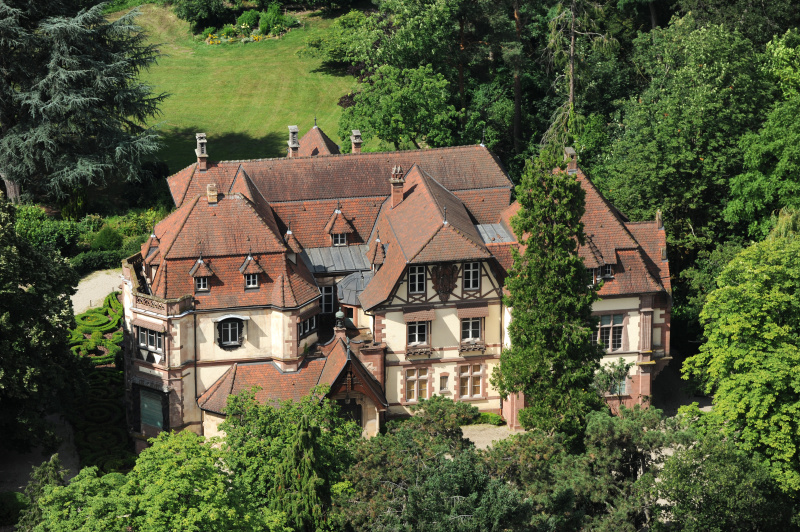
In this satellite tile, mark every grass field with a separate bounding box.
[124,5,355,173]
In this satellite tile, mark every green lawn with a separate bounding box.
[127,5,355,173]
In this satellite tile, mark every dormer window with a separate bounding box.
[245,273,258,288]
[601,264,613,277]
[332,233,347,246]
[195,277,208,291]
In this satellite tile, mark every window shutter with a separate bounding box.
[217,322,223,347]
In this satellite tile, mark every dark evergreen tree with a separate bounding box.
[269,415,328,532]
[15,454,67,532]
[492,155,604,438]
[0,1,166,202]
[0,196,82,451]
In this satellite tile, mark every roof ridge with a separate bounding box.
[160,194,202,259]
[207,143,490,165]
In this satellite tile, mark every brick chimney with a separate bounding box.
[390,166,405,208]
[564,146,577,174]
[207,183,218,204]
[195,133,208,171]
[350,130,363,154]
[287,125,299,158]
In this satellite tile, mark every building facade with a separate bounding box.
[121,126,671,445]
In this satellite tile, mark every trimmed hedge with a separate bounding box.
[477,412,506,426]
[70,292,123,367]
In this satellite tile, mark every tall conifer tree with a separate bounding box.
[493,155,604,437]
[0,1,165,202]
[269,415,328,532]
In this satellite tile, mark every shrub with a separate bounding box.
[259,3,284,35]
[91,225,123,251]
[70,250,124,276]
[173,0,227,31]
[237,9,259,30]
[0,491,27,526]
[477,412,506,426]
[201,26,217,39]
[220,23,238,38]
[15,205,79,256]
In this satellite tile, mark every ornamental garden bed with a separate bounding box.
[68,292,136,473]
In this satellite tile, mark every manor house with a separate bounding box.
[121,126,671,446]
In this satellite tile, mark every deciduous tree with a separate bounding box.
[0,197,82,451]
[683,234,800,492]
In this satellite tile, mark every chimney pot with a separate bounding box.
[287,125,299,158]
[390,166,405,208]
[350,130,363,154]
[195,133,208,171]
[207,183,218,204]
[564,146,578,174]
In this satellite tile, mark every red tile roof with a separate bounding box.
[168,145,512,223]
[625,221,671,294]
[284,230,303,254]
[323,208,355,234]
[359,166,491,310]
[298,126,341,157]
[197,337,387,414]
[366,233,385,266]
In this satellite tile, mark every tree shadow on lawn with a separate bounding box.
[157,128,287,173]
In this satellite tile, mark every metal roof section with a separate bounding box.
[475,223,515,244]
[337,270,374,306]
[300,244,371,274]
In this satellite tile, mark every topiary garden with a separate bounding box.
[68,292,136,473]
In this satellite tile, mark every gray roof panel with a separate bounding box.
[300,244,371,274]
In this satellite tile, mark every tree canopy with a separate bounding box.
[0,196,82,451]
[0,1,165,202]
[683,234,800,492]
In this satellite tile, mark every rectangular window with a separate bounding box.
[140,389,163,429]
[601,264,614,278]
[407,321,428,346]
[463,262,480,290]
[408,266,425,294]
[245,273,258,288]
[461,318,481,341]
[138,327,162,352]
[298,315,318,342]
[195,276,208,291]
[332,233,347,246]
[597,314,624,351]
[221,321,240,346]
[439,375,449,392]
[459,364,482,398]
[321,286,335,313]
[405,368,428,402]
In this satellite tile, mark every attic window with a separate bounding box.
[195,277,208,291]
[332,233,347,246]
[601,264,614,278]
[245,273,258,288]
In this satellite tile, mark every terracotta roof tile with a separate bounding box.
[298,126,341,157]
[239,255,265,275]
[323,208,355,234]
[175,145,512,221]
[284,230,303,254]
[198,337,387,414]
[366,233,385,266]
[188,258,214,277]
[625,222,671,293]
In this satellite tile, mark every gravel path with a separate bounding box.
[71,268,123,314]
[461,424,519,449]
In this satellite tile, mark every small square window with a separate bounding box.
[601,264,614,277]
[333,233,347,246]
[195,277,208,291]
[461,318,481,341]
[245,273,258,288]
